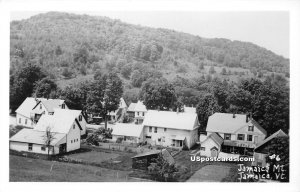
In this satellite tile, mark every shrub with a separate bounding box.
[116,137,123,143]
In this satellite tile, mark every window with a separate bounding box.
[41,146,46,151]
[248,125,254,132]
[62,104,65,109]
[224,134,231,140]
[73,124,75,129]
[28,143,33,151]
[164,128,167,132]
[19,118,21,124]
[200,147,205,151]
[247,135,253,141]
[154,127,157,133]
[71,140,73,143]
[25,119,27,125]
[137,112,140,116]
[237,134,245,141]
[79,115,82,121]
[142,112,145,116]
[146,136,152,139]
[149,127,152,132]
[40,104,42,109]
[158,138,161,142]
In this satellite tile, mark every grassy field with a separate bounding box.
[10,155,140,182]
[67,150,120,164]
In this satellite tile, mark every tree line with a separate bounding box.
[10,62,289,136]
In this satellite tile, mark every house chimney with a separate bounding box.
[176,107,179,113]
[233,113,236,118]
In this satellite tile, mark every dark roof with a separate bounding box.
[132,150,161,158]
[132,149,175,165]
[255,129,288,152]
[207,132,223,146]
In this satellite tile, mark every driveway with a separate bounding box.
[187,165,232,182]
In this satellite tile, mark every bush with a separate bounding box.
[86,133,100,146]
[116,137,123,143]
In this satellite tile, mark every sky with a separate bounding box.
[10,11,289,58]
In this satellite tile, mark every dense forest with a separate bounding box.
[10,12,289,136]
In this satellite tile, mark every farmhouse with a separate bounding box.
[126,100,147,124]
[10,109,85,155]
[142,110,199,149]
[15,97,39,128]
[111,123,143,144]
[15,97,67,128]
[31,98,68,123]
[127,102,137,118]
[253,129,288,167]
[131,149,175,170]
[204,113,267,156]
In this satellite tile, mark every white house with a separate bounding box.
[142,110,200,149]
[111,123,143,144]
[200,132,223,157]
[127,102,137,118]
[10,109,84,155]
[30,98,68,124]
[133,100,147,124]
[205,113,267,155]
[15,97,38,128]
[15,97,67,128]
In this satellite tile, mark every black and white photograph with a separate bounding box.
[1,0,300,191]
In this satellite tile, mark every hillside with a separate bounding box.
[10,12,289,80]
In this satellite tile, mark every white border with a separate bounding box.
[1,0,300,192]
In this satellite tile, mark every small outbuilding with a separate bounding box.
[131,149,175,170]
[200,132,223,157]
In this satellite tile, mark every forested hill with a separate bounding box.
[10,12,289,79]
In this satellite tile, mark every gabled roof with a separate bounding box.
[206,113,266,135]
[112,123,143,137]
[134,100,147,112]
[202,132,223,146]
[127,103,137,112]
[34,109,82,134]
[119,98,127,108]
[255,129,288,152]
[184,106,196,113]
[10,129,66,146]
[33,99,65,113]
[132,149,175,165]
[15,97,39,118]
[142,110,199,131]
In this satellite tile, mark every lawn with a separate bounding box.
[10,155,140,182]
[67,150,119,164]
[65,145,136,171]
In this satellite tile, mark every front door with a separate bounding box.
[59,143,66,154]
[211,149,218,157]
